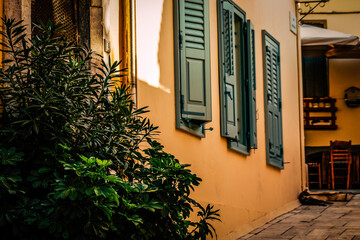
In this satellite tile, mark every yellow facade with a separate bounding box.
[302,0,360,147]
[135,0,303,238]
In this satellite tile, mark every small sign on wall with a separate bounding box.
[290,11,297,34]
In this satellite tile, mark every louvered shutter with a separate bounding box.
[219,1,238,139]
[178,0,211,122]
[263,31,283,168]
[247,20,257,149]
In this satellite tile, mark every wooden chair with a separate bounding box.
[329,140,352,189]
[307,162,322,189]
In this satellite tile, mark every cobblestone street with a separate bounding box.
[239,194,360,240]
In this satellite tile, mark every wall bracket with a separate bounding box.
[297,0,330,22]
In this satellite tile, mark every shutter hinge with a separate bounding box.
[269,141,272,149]
[280,145,284,155]
[277,55,280,64]
[179,31,183,50]
[279,100,282,109]
[246,131,250,142]
[180,94,184,110]
[245,78,249,87]
[230,135,239,143]
[243,23,247,32]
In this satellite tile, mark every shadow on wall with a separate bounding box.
[136,0,172,93]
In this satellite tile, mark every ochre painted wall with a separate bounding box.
[301,0,360,147]
[135,0,303,238]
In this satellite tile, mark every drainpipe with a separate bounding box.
[295,2,307,191]
[130,0,138,107]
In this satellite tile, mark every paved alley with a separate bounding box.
[239,194,360,240]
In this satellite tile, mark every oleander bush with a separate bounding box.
[0,18,220,240]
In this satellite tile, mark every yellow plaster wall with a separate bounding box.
[135,0,302,238]
[301,0,360,147]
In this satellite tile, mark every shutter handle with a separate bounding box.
[225,91,233,100]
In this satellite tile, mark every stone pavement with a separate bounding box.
[239,194,360,240]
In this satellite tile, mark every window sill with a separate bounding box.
[267,158,284,169]
[228,140,250,156]
[177,119,205,138]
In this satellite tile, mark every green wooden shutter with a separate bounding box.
[178,0,211,122]
[247,20,257,149]
[262,31,283,168]
[219,1,238,139]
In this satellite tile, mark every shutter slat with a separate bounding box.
[185,28,204,37]
[185,9,203,18]
[185,2,203,11]
[184,15,204,24]
[185,22,204,31]
[186,0,203,4]
[184,0,205,50]
[186,42,205,49]
[223,9,234,76]
[272,52,278,105]
[185,35,204,44]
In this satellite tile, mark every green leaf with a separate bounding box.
[32,180,42,188]
[38,219,51,229]
[38,167,51,173]
[85,187,94,196]
[63,231,70,239]
[94,187,100,196]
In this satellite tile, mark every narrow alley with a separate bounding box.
[240,195,360,240]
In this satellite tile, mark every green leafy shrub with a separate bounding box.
[0,18,220,240]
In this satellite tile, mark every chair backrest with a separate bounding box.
[330,140,352,163]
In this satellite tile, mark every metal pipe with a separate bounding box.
[296,0,329,3]
[295,2,308,191]
[301,11,360,15]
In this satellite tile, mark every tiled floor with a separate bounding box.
[239,194,360,240]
